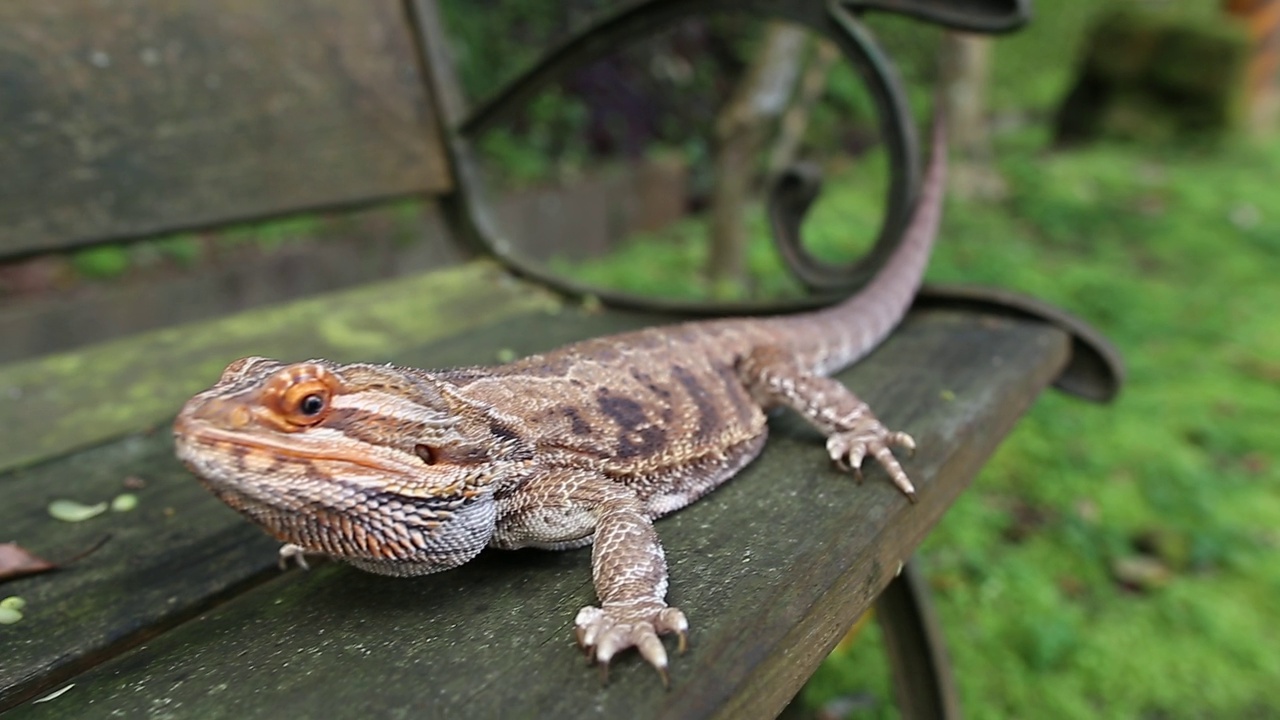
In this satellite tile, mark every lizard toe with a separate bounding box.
[277,543,311,570]
[574,602,688,685]
[826,425,918,501]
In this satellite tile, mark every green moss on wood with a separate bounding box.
[0,261,561,475]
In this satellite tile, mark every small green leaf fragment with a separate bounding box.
[48,499,109,523]
[0,607,22,624]
[0,596,26,611]
[111,493,139,512]
[495,348,518,364]
[940,389,957,402]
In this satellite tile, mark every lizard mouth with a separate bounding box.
[174,418,419,478]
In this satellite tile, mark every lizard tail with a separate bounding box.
[775,115,948,376]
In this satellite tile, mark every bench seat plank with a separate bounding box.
[0,261,562,476]
[0,0,450,255]
[1,305,1069,718]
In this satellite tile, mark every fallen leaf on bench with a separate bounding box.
[0,543,57,582]
[48,498,108,522]
[0,596,27,624]
[111,493,139,512]
[0,537,112,586]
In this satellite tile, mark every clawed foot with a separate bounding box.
[575,602,689,686]
[827,423,918,502]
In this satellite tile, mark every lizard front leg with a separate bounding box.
[492,468,688,683]
[739,346,918,501]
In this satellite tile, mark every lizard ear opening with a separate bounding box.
[414,444,438,465]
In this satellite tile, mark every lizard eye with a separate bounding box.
[263,364,339,428]
[281,381,331,426]
[298,393,326,416]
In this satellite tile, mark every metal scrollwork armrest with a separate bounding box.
[410,0,1027,310]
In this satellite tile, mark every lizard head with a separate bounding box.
[174,357,517,574]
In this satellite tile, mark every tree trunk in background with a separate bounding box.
[939,32,1006,201]
[767,38,840,177]
[1223,0,1280,137]
[708,22,807,297]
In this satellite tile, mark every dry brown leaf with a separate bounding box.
[0,536,111,585]
[0,543,57,582]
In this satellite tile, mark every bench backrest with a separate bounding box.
[0,1,451,258]
[0,1,465,364]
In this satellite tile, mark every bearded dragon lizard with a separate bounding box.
[173,122,945,684]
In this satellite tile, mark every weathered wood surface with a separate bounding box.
[0,287,1070,716]
[0,201,462,365]
[0,262,561,477]
[0,157,689,365]
[0,0,450,256]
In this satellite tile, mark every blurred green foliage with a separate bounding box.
[68,245,131,279]
[221,214,323,252]
[64,213,329,283]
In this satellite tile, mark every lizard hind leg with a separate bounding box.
[738,345,919,502]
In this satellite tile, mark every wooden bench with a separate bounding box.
[0,1,1119,717]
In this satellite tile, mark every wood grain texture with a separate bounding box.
[0,0,450,256]
[0,309,1070,717]
[0,261,561,476]
[0,201,462,364]
[0,156,689,365]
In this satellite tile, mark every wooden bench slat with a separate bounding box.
[0,261,562,476]
[0,0,451,256]
[1,310,1070,718]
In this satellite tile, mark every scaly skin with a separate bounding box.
[173,122,946,684]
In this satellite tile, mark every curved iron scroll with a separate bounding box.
[408,0,1123,403]
[415,0,1029,314]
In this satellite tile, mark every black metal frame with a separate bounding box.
[415,0,1028,313]
[874,561,962,718]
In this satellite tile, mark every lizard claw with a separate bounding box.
[575,603,688,686]
[278,543,312,570]
[827,426,918,502]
